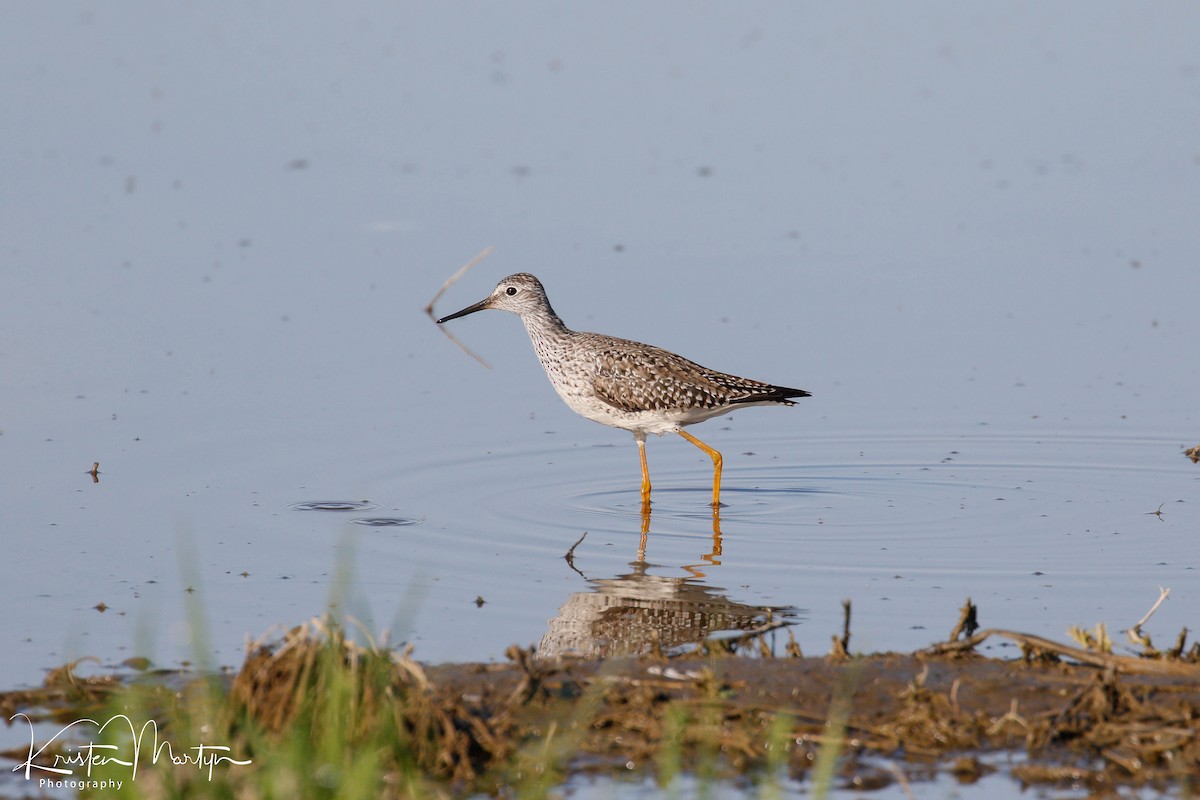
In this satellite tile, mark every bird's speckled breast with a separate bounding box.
[527,328,611,417]
[523,323,717,436]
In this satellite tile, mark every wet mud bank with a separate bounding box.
[409,645,1200,793]
[3,616,1198,797]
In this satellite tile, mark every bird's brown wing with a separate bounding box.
[590,340,754,413]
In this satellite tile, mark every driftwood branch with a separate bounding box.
[1126,585,1171,651]
[924,628,1198,677]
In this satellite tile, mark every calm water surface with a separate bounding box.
[3,3,1199,797]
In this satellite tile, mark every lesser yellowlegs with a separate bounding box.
[437,273,810,507]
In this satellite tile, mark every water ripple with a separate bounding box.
[350,517,421,527]
[289,500,378,512]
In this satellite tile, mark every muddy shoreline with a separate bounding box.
[3,612,1197,797]
[412,646,1200,793]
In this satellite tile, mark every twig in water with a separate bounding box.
[948,597,979,641]
[925,627,1199,676]
[830,599,852,659]
[1127,586,1170,649]
[716,618,794,652]
[426,246,494,368]
[887,761,917,800]
[563,531,588,578]
[1134,586,1171,628]
[1166,627,1190,659]
[425,246,493,316]
[986,698,1029,736]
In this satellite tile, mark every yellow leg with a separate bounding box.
[710,504,723,553]
[678,429,723,508]
[637,437,652,503]
[693,508,724,573]
[636,436,652,559]
[638,506,649,562]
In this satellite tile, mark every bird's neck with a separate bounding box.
[519,305,570,343]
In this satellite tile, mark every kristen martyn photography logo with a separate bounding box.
[10,712,252,790]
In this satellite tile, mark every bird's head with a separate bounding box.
[437,273,549,322]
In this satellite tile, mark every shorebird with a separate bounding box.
[437,273,810,507]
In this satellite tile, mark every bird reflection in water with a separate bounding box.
[540,503,800,660]
[637,496,722,576]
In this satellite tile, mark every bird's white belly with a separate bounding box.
[548,379,726,436]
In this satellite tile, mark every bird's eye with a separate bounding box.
[505,287,518,296]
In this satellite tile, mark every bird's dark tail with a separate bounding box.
[730,385,812,405]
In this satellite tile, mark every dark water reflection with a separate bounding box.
[540,560,802,660]
[539,502,803,659]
